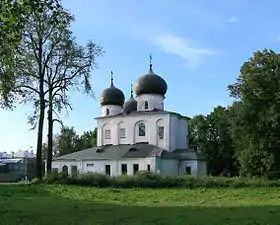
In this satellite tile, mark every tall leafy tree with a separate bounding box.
[1,2,103,178]
[76,128,98,150]
[37,6,103,174]
[0,0,62,108]
[43,126,97,159]
[228,49,280,177]
[189,106,238,176]
[3,5,63,179]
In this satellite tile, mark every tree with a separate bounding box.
[0,1,70,180]
[1,1,103,178]
[42,135,59,160]
[43,126,97,159]
[41,10,103,174]
[189,106,238,176]
[0,0,62,108]
[76,128,97,150]
[228,49,280,177]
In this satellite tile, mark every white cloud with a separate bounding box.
[276,36,280,42]
[227,17,238,23]
[151,34,216,69]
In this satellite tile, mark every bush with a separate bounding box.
[42,171,280,189]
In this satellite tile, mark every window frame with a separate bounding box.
[120,128,126,138]
[158,126,164,139]
[121,164,127,175]
[105,164,111,176]
[133,164,139,175]
[185,166,191,175]
[138,123,146,136]
[105,129,111,139]
[144,101,148,109]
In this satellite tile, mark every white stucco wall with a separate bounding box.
[96,112,188,152]
[169,114,188,151]
[159,159,178,175]
[101,105,122,116]
[179,160,198,176]
[52,158,155,176]
[136,94,164,111]
[96,113,171,149]
[178,160,206,177]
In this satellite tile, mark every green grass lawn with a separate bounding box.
[1,184,280,224]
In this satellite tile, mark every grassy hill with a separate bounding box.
[0,184,280,224]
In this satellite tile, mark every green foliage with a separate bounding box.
[2,184,280,224]
[0,0,63,108]
[42,171,280,188]
[42,126,97,157]
[228,49,280,177]
[189,106,238,176]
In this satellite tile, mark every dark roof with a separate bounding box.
[100,85,125,106]
[134,67,167,97]
[53,143,164,161]
[95,110,190,120]
[123,96,137,112]
[122,143,163,158]
[53,144,205,161]
[162,148,206,160]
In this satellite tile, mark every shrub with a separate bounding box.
[42,171,280,189]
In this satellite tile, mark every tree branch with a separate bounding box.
[20,85,40,95]
[53,118,64,127]
[52,64,91,88]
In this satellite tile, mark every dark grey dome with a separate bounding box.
[134,66,167,96]
[100,85,125,106]
[123,96,137,112]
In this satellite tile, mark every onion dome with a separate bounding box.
[134,55,167,97]
[100,71,125,106]
[123,84,137,112]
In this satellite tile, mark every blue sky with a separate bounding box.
[1,0,280,152]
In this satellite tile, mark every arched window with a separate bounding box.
[62,165,68,175]
[106,108,110,115]
[139,123,146,136]
[144,101,148,109]
[158,126,164,139]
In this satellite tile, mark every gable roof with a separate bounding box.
[161,148,205,160]
[53,144,205,161]
[53,143,165,161]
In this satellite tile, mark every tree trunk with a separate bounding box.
[47,89,53,174]
[36,36,44,180]
[36,93,45,180]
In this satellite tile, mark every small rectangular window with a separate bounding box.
[133,164,139,175]
[121,164,127,175]
[158,126,164,139]
[147,164,151,171]
[105,165,111,176]
[139,123,146,136]
[186,166,191,175]
[87,163,94,167]
[120,128,126,138]
[144,101,148,109]
[105,130,111,139]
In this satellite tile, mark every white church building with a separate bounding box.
[52,59,207,177]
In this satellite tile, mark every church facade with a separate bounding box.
[51,60,207,177]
